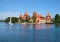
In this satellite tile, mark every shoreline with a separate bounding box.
[17,22,54,24]
[0,22,60,24]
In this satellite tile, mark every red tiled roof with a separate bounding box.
[24,12,28,16]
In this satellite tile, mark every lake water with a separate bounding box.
[0,22,60,42]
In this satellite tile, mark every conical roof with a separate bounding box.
[24,12,28,16]
[46,13,51,17]
[19,14,22,18]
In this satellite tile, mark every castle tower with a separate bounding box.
[32,12,37,17]
[19,14,22,19]
[46,13,52,23]
[24,12,28,17]
[46,13,51,20]
[36,14,43,23]
[23,12,28,20]
[19,14,23,23]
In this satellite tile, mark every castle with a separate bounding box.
[19,12,52,24]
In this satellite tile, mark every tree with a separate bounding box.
[5,17,18,23]
[51,17,55,23]
[55,14,60,23]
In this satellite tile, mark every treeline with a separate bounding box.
[0,20,5,22]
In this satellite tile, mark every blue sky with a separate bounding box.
[0,0,60,20]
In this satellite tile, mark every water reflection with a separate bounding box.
[32,24,51,29]
[34,24,43,29]
[23,24,27,29]
[9,25,13,33]
[46,24,51,29]
[0,22,60,42]
[22,24,55,42]
[55,24,60,28]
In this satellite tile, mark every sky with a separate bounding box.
[0,0,60,20]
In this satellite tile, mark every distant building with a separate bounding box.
[19,12,29,23]
[19,12,52,24]
[23,12,28,20]
[46,13,52,23]
[19,14,23,23]
[36,13,52,24]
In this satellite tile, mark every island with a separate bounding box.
[0,12,60,24]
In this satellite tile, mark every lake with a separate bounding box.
[0,22,60,42]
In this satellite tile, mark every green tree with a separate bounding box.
[25,16,30,23]
[20,19,25,23]
[55,14,60,23]
[51,17,55,23]
[5,17,18,23]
